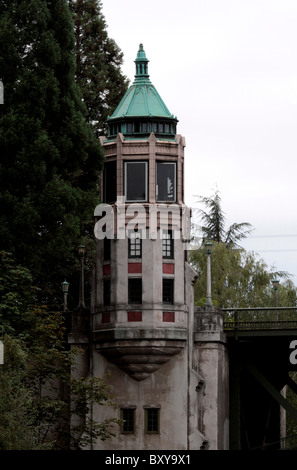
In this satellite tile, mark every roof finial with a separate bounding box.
[134,43,149,80]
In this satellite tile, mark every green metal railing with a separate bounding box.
[222,307,297,331]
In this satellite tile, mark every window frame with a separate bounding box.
[162,278,174,305]
[128,229,142,258]
[120,408,136,434]
[124,161,148,203]
[103,160,117,203]
[144,407,160,434]
[103,279,111,306]
[156,161,176,203]
[128,278,142,304]
[162,230,174,259]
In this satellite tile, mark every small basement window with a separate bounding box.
[121,408,136,434]
[144,408,160,434]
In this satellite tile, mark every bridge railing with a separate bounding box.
[222,307,297,330]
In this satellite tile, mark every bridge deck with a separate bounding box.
[222,307,297,337]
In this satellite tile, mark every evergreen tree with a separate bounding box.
[0,0,104,303]
[196,190,253,248]
[68,0,129,136]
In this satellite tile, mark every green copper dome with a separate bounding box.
[106,44,178,140]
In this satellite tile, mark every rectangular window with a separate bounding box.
[144,408,160,434]
[125,161,148,202]
[162,230,174,259]
[104,160,117,203]
[156,162,176,202]
[103,279,110,306]
[103,238,111,261]
[163,278,174,304]
[128,230,142,258]
[128,278,142,304]
[121,408,136,434]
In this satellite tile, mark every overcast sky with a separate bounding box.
[102,0,297,283]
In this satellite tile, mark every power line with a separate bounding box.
[248,234,297,239]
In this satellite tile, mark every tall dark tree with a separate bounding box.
[68,0,129,136]
[0,0,104,304]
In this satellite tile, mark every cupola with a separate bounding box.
[106,44,178,140]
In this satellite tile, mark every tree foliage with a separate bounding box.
[68,0,129,136]
[189,242,295,309]
[0,0,104,305]
[0,252,120,449]
[195,190,253,248]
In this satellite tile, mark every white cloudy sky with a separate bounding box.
[102,0,297,283]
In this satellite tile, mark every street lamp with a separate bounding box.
[272,279,279,309]
[77,245,86,309]
[61,279,69,312]
[205,241,213,308]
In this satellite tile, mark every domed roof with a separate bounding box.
[107,44,177,121]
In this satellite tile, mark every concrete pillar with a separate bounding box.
[193,306,229,450]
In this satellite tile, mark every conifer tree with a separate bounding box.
[0,0,104,303]
[68,0,129,136]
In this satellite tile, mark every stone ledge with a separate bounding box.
[93,327,188,343]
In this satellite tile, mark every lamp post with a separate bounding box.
[205,241,213,308]
[272,279,279,322]
[272,279,279,307]
[61,279,69,312]
[77,245,86,309]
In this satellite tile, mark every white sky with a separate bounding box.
[102,0,297,283]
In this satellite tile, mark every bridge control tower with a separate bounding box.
[70,44,229,450]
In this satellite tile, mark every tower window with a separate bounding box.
[103,279,111,306]
[128,278,142,304]
[124,161,148,202]
[128,230,142,258]
[103,238,111,261]
[162,230,174,259]
[104,160,117,203]
[144,408,160,434]
[163,278,174,304]
[121,408,136,434]
[156,162,176,202]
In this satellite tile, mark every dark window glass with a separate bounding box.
[163,278,174,304]
[145,408,160,434]
[103,238,111,261]
[156,162,176,202]
[162,231,174,259]
[121,409,135,434]
[125,161,147,202]
[127,123,133,133]
[152,123,158,133]
[159,123,164,133]
[103,279,110,306]
[128,230,142,258]
[104,161,117,203]
[128,278,142,304]
[164,123,170,133]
